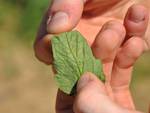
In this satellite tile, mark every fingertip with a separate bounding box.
[74,72,106,113]
[77,72,95,92]
[124,4,149,37]
[34,34,53,65]
[47,12,71,33]
[128,4,148,22]
[47,0,84,34]
[77,72,105,93]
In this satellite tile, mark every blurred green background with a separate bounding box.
[0,0,150,113]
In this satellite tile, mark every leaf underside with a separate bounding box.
[51,31,105,95]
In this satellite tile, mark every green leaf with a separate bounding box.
[51,31,105,95]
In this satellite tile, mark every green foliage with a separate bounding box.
[2,0,27,6]
[0,0,51,43]
[18,0,50,43]
[52,31,105,94]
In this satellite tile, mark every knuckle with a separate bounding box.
[104,20,126,37]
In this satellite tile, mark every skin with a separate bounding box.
[34,0,150,113]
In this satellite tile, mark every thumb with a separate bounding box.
[34,0,86,64]
[74,73,131,113]
[77,72,106,93]
[74,72,107,113]
[47,0,85,34]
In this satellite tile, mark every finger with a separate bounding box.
[74,73,122,113]
[111,37,144,109]
[124,4,149,38]
[34,0,85,64]
[47,0,85,33]
[34,34,53,64]
[34,9,52,64]
[74,73,106,113]
[56,90,74,113]
[77,72,106,93]
[92,20,126,81]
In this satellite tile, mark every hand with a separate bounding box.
[57,72,143,113]
[33,0,149,113]
[34,0,149,64]
[55,6,149,111]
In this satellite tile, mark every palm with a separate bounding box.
[34,1,149,113]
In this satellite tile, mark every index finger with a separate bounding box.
[34,0,85,64]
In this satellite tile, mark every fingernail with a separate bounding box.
[47,12,69,32]
[129,7,145,23]
[77,73,92,92]
[47,15,52,25]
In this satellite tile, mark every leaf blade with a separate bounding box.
[51,31,105,94]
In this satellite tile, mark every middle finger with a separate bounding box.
[92,20,126,82]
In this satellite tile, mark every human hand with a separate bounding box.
[55,7,149,111]
[56,72,143,113]
[34,0,149,64]
[33,1,149,113]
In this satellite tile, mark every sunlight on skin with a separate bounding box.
[76,0,148,45]
[34,0,150,113]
